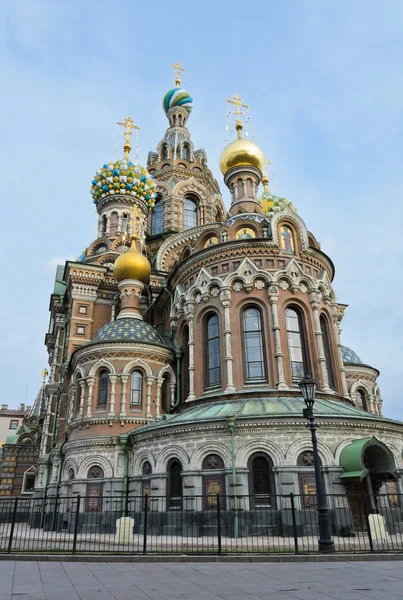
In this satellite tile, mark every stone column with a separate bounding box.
[117,213,122,234]
[145,377,153,418]
[108,374,117,417]
[330,304,349,397]
[309,291,332,393]
[39,393,52,458]
[220,289,235,393]
[120,374,129,418]
[170,381,175,407]
[67,384,77,425]
[268,285,288,390]
[78,379,86,417]
[185,300,196,401]
[106,214,111,236]
[155,377,163,418]
[86,377,95,418]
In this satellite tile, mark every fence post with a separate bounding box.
[7,497,18,554]
[216,494,222,556]
[143,495,148,555]
[72,495,81,555]
[290,493,298,555]
[362,494,374,553]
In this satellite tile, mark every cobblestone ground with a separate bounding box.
[1,560,403,600]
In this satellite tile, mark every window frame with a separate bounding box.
[248,452,276,509]
[9,420,18,430]
[167,458,183,509]
[78,305,88,315]
[151,198,163,236]
[97,370,109,408]
[285,306,310,384]
[204,313,221,389]
[320,314,336,389]
[183,197,198,230]
[76,325,86,336]
[130,371,143,408]
[241,305,267,383]
[183,326,190,400]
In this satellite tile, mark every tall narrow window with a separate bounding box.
[183,143,190,160]
[183,326,190,399]
[122,213,128,233]
[167,459,182,508]
[98,371,109,407]
[205,314,221,388]
[152,200,163,235]
[286,308,308,383]
[320,315,336,389]
[184,198,197,229]
[242,307,266,382]
[161,376,170,412]
[130,371,142,407]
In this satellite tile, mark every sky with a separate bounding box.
[0,0,402,418]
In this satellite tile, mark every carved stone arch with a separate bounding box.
[62,457,79,480]
[271,207,310,252]
[285,438,334,466]
[173,177,208,202]
[223,257,261,287]
[197,228,221,251]
[71,366,85,384]
[89,358,116,377]
[373,383,381,396]
[156,364,176,384]
[190,441,232,470]
[87,238,110,256]
[350,379,372,395]
[235,439,284,468]
[122,358,153,378]
[273,273,294,291]
[155,181,171,197]
[228,219,261,241]
[77,455,113,479]
[132,450,157,475]
[155,224,214,271]
[110,237,130,251]
[155,445,190,472]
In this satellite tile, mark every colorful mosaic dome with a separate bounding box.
[91,159,157,207]
[341,345,363,365]
[92,318,165,346]
[163,88,193,115]
[260,190,296,218]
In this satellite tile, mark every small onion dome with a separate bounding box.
[219,122,264,175]
[341,345,363,365]
[91,159,156,207]
[92,317,165,346]
[259,177,296,218]
[113,235,151,283]
[163,88,193,115]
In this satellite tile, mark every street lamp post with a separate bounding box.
[299,373,335,553]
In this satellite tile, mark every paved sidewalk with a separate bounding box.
[2,560,403,599]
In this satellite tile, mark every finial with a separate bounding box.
[171,62,185,87]
[225,93,250,139]
[41,369,48,386]
[262,156,273,193]
[117,116,140,159]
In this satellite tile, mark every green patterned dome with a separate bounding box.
[92,318,165,346]
[91,159,157,207]
[260,190,296,218]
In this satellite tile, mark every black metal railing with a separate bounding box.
[0,493,402,555]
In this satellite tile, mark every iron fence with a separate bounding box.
[0,493,402,555]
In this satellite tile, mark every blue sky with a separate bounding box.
[1,1,402,417]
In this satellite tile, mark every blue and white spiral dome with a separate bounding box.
[163,88,193,115]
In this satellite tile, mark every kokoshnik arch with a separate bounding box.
[5,66,402,536]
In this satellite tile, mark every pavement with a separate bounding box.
[2,560,403,600]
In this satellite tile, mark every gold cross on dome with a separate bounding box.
[225,93,250,124]
[171,62,185,87]
[117,116,140,158]
[263,155,273,176]
[41,369,48,386]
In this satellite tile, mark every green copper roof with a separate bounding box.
[54,265,66,295]
[134,395,392,435]
[339,436,396,480]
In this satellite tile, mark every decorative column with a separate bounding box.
[330,303,349,398]
[78,379,86,417]
[120,374,129,418]
[309,290,332,393]
[155,377,163,418]
[268,285,288,390]
[86,377,95,418]
[185,300,196,401]
[67,384,77,425]
[106,214,111,235]
[170,381,175,407]
[117,213,122,234]
[220,289,235,393]
[108,374,117,417]
[145,377,153,418]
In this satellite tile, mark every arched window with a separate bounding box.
[161,375,170,412]
[320,315,336,389]
[100,215,107,236]
[130,371,142,407]
[75,381,81,414]
[152,199,163,235]
[167,459,182,508]
[183,326,190,400]
[285,308,309,383]
[97,371,109,407]
[184,197,197,229]
[142,461,152,499]
[183,143,190,160]
[205,314,221,388]
[242,307,266,382]
[162,144,169,160]
[248,453,275,508]
[357,389,368,411]
[88,466,104,479]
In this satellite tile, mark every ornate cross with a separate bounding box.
[171,62,185,87]
[117,116,140,158]
[225,93,250,124]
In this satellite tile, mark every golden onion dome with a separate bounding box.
[219,122,265,175]
[113,235,151,284]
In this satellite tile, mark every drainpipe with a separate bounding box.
[172,346,183,409]
[227,415,238,539]
[120,434,129,517]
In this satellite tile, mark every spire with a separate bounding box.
[171,61,185,87]
[117,116,140,159]
[29,369,48,417]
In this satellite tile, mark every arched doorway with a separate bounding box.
[167,459,182,509]
[248,452,276,508]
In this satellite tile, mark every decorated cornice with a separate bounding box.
[72,343,173,370]
[155,223,221,272]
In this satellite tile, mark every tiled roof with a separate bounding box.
[92,318,165,346]
[341,345,363,365]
